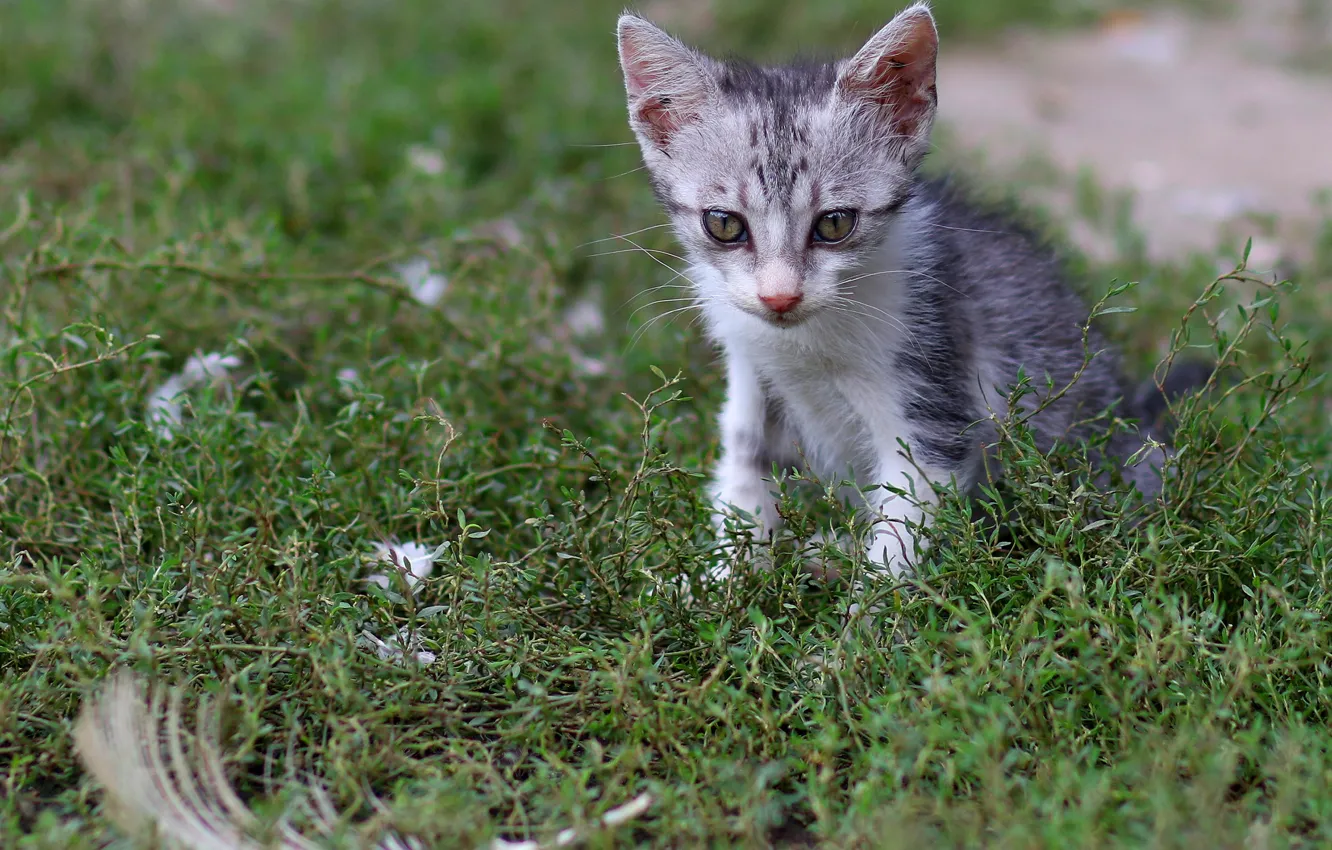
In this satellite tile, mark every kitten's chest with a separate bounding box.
[750,336,899,478]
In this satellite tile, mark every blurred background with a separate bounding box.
[3,0,1330,269]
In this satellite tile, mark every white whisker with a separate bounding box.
[587,246,691,264]
[600,164,648,181]
[576,223,674,250]
[924,222,1007,235]
[603,234,694,280]
[628,303,701,350]
[838,267,968,299]
[618,281,693,313]
[627,297,699,322]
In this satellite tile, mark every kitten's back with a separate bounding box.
[911,177,1134,426]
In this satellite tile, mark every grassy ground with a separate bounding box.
[3,0,1332,846]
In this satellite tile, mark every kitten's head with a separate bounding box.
[616,3,938,328]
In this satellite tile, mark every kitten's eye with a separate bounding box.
[703,210,748,244]
[812,210,857,244]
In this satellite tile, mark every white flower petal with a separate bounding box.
[146,351,241,440]
[413,274,449,306]
[602,793,654,826]
[406,144,446,176]
[488,793,652,849]
[361,628,435,665]
[570,351,608,377]
[564,295,606,338]
[366,540,437,592]
[395,257,449,306]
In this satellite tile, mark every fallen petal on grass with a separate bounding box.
[569,350,609,377]
[406,144,446,176]
[366,540,437,592]
[563,293,606,339]
[360,628,437,665]
[395,257,449,306]
[487,792,653,849]
[146,351,242,440]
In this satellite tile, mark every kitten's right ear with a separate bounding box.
[617,14,713,149]
[836,3,939,162]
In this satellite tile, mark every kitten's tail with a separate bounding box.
[1131,359,1215,436]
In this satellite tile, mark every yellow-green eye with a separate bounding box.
[703,210,748,244]
[812,210,857,244]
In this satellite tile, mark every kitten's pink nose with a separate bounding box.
[759,293,802,314]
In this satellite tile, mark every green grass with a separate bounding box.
[4,0,1332,846]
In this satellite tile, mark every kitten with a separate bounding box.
[615,3,1179,579]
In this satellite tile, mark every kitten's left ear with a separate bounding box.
[836,2,939,160]
[617,14,715,149]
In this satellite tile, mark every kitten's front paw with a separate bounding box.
[707,484,779,585]
[706,542,738,584]
[801,526,852,582]
[708,514,774,584]
[865,521,916,579]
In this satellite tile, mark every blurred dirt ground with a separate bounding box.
[941,3,1332,266]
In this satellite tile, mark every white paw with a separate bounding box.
[708,493,779,586]
[706,549,734,584]
[865,522,916,579]
[710,487,780,535]
[801,526,851,582]
[706,528,775,585]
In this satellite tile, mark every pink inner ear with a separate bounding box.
[862,60,904,108]
[620,26,692,146]
[844,23,938,140]
[636,96,680,147]
[862,37,935,100]
[622,52,654,100]
[841,9,938,135]
[620,27,711,148]
[619,24,677,100]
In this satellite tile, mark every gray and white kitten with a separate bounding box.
[616,3,1172,578]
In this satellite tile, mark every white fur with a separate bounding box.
[618,5,954,580]
[707,201,968,578]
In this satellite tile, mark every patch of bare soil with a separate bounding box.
[938,4,1332,265]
